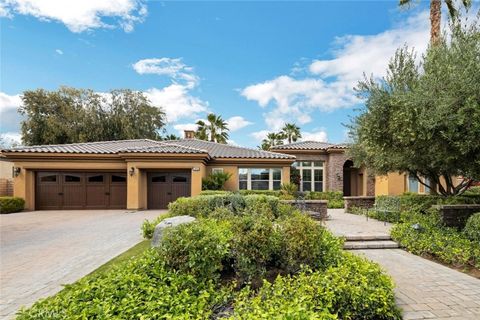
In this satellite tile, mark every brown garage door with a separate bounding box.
[147,171,191,209]
[36,172,127,210]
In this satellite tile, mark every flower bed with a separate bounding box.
[18,194,400,319]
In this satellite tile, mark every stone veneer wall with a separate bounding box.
[344,196,376,212]
[326,152,349,192]
[366,174,376,196]
[280,200,328,220]
[434,204,480,229]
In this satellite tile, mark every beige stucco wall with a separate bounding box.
[375,172,406,196]
[0,160,13,179]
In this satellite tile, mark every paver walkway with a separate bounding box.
[325,209,480,320]
[0,209,164,319]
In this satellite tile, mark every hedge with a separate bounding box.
[0,196,25,214]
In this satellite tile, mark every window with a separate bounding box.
[238,168,282,190]
[40,174,57,183]
[65,174,81,183]
[111,174,126,183]
[172,176,188,183]
[293,161,324,192]
[151,175,166,183]
[88,175,104,183]
[408,174,419,193]
[211,168,224,174]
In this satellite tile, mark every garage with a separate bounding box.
[36,171,127,210]
[147,171,191,209]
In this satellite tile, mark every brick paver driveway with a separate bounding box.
[0,209,164,319]
[326,209,480,320]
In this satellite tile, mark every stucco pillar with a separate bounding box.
[13,167,35,211]
[282,166,290,185]
[191,164,206,196]
[126,164,146,210]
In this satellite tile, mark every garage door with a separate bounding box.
[36,172,127,210]
[147,171,191,209]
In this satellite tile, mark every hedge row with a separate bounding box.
[0,196,25,214]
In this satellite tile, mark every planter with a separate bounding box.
[280,200,328,221]
[343,196,375,212]
[433,204,480,229]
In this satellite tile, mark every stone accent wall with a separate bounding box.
[366,174,376,196]
[344,196,375,212]
[434,204,480,229]
[0,178,13,196]
[280,200,328,221]
[326,152,349,192]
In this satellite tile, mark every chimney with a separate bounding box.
[184,130,195,139]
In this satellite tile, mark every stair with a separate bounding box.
[343,235,399,250]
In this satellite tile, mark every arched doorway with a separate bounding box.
[343,160,363,196]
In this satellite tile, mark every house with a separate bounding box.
[0,131,295,210]
[270,141,375,197]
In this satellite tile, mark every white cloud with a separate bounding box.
[250,130,269,142]
[226,116,252,132]
[301,130,328,143]
[173,123,198,137]
[132,58,199,88]
[1,0,147,33]
[0,92,22,111]
[55,49,63,55]
[0,132,22,146]
[241,10,430,131]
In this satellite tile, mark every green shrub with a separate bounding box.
[199,190,232,196]
[230,214,278,282]
[168,196,213,217]
[141,213,173,239]
[464,186,480,195]
[238,190,281,197]
[464,213,480,242]
[229,253,401,320]
[306,191,344,208]
[280,183,297,197]
[391,210,480,269]
[277,212,343,273]
[159,219,233,280]
[17,249,232,319]
[202,172,232,190]
[0,196,25,214]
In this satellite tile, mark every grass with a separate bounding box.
[86,240,151,278]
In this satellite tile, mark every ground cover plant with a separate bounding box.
[0,196,25,214]
[18,194,400,319]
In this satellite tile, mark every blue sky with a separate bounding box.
[0,0,436,147]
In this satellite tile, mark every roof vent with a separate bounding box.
[184,130,195,139]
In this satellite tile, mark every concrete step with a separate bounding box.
[344,235,392,241]
[344,240,399,250]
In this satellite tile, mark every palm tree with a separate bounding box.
[281,123,302,144]
[259,132,284,150]
[163,134,180,140]
[399,0,471,44]
[195,113,230,144]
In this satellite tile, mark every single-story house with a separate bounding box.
[0,131,373,211]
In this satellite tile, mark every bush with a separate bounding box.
[238,190,281,197]
[464,213,480,242]
[280,183,297,197]
[391,210,480,269]
[230,214,278,282]
[276,213,343,273]
[199,190,232,196]
[464,186,480,195]
[0,196,25,214]
[306,191,344,208]
[202,172,232,190]
[229,253,401,320]
[141,213,173,239]
[17,249,232,319]
[159,219,233,280]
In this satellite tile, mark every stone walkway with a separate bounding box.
[325,209,480,320]
[0,209,164,319]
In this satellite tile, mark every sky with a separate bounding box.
[0,0,440,147]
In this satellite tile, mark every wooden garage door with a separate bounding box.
[36,172,127,210]
[147,171,191,209]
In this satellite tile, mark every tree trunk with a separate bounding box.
[430,0,441,44]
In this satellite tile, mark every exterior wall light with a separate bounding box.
[12,167,21,178]
[192,167,200,172]
[129,167,135,176]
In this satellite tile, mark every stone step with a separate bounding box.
[343,235,392,241]
[344,240,399,250]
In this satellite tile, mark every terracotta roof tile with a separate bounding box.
[270,141,348,151]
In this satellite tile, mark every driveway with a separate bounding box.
[0,209,164,319]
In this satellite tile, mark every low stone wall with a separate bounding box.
[434,204,480,229]
[343,196,375,213]
[280,200,328,221]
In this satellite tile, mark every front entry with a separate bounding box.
[147,171,191,209]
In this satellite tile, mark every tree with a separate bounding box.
[19,87,166,145]
[399,0,471,44]
[163,134,180,140]
[281,123,302,144]
[349,18,480,196]
[195,113,229,143]
[259,132,285,150]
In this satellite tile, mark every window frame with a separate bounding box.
[292,161,325,192]
[238,168,282,191]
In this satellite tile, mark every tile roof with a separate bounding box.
[162,139,295,159]
[270,141,348,151]
[1,139,295,159]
